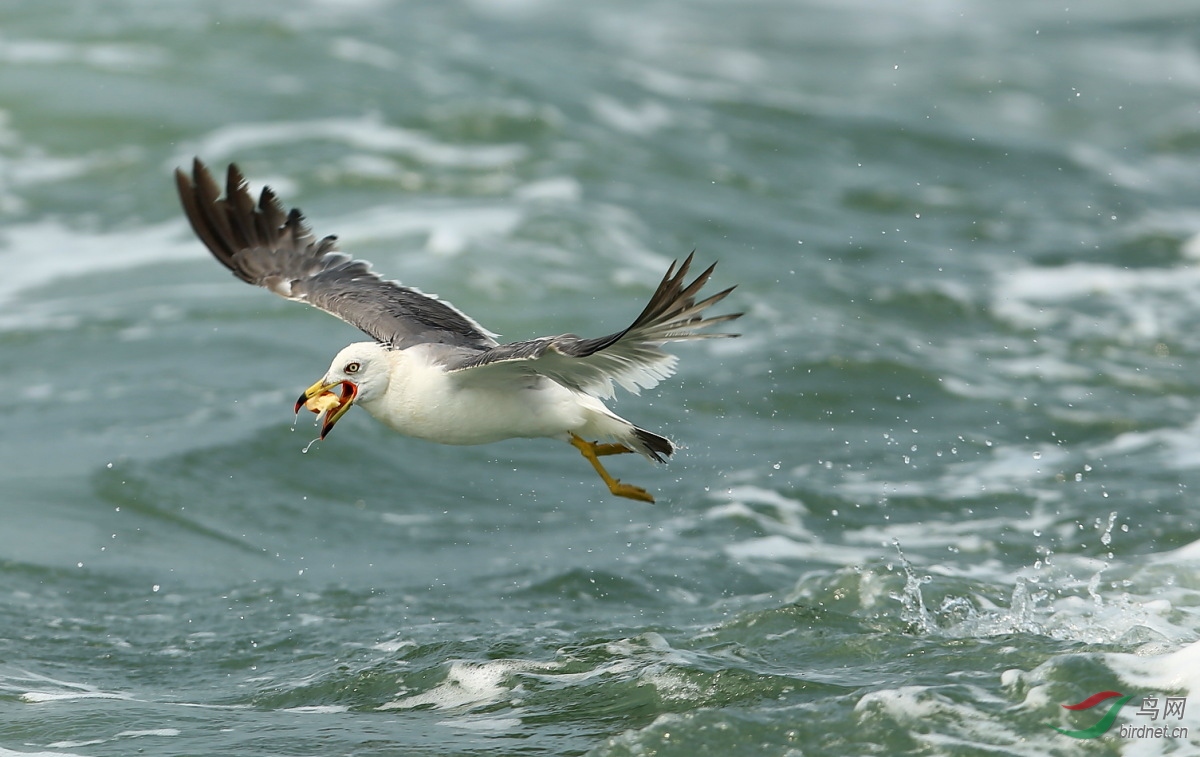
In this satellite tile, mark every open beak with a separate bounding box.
[295,379,358,439]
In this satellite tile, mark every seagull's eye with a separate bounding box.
[344,361,361,374]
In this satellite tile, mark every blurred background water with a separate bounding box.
[3,1,1200,754]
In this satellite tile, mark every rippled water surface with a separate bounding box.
[4,1,1200,755]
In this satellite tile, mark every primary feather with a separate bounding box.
[175,159,496,350]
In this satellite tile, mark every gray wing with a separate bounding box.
[445,252,741,398]
[174,159,498,350]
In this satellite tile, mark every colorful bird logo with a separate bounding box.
[1049,691,1134,739]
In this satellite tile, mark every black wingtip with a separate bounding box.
[190,157,216,188]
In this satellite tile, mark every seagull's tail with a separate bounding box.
[576,393,674,462]
[631,426,674,463]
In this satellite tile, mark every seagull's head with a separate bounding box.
[295,342,391,438]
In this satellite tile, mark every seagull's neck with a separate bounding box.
[356,346,432,417]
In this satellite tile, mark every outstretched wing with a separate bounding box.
[445,252,741,398]
[174,159,498,350]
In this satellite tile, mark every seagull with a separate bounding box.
[174,159,741,502]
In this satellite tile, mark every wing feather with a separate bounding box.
[175,159,497,350]
[446,252,741,398]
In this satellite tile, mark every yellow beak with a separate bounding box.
[295,379,358,439]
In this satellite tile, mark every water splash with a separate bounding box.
[889,541,935,634]
[878,535,1183,645]
[1004,576,1047,635]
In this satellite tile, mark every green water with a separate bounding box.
[3,1,1200,755]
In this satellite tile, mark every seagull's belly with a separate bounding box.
[363,376,586,446]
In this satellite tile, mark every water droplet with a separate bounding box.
[1032,451,1042,460]
[1099,511,1118,547]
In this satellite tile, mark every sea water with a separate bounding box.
[2,1,1200,754]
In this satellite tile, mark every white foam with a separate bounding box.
[0,219,191,305]
[328,37,400,70]
[178,115,527,169]
[723,534,879,566]
[5,670,133,705]
[115,729,179,739]
[1106,639,1200,696]
[589,96,674,136]
[705,485,880,565]
[703,486,808,536]
[855,684,1056,756]
[437,715,523,732]
[320,202,523,259]
[377,659,556,711]
[639,668,702,703]
[46,728,179,750]
[1006,638,1200,753]
[0,36,165,70]
[0,195,523,326]
[0,748,95,757]
[723,485,809,513]
[379,513,436,528]
[1090,412,1200,471]
[514,177,582,203]
[835,443,1073,508]
[992,261,1200,341]
[20,690,131,703]
[1154,536,1200,563]
[844,507,1058,553]
[372,638,417,653]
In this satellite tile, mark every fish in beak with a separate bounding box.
[295,379,358,439]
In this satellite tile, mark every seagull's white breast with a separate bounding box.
[356,347,592,445]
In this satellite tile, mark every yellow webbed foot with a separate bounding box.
[569,434,656,503]
[608,480,655,503]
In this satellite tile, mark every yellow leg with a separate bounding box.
[592,442,635,456]
[569,434,655,503]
